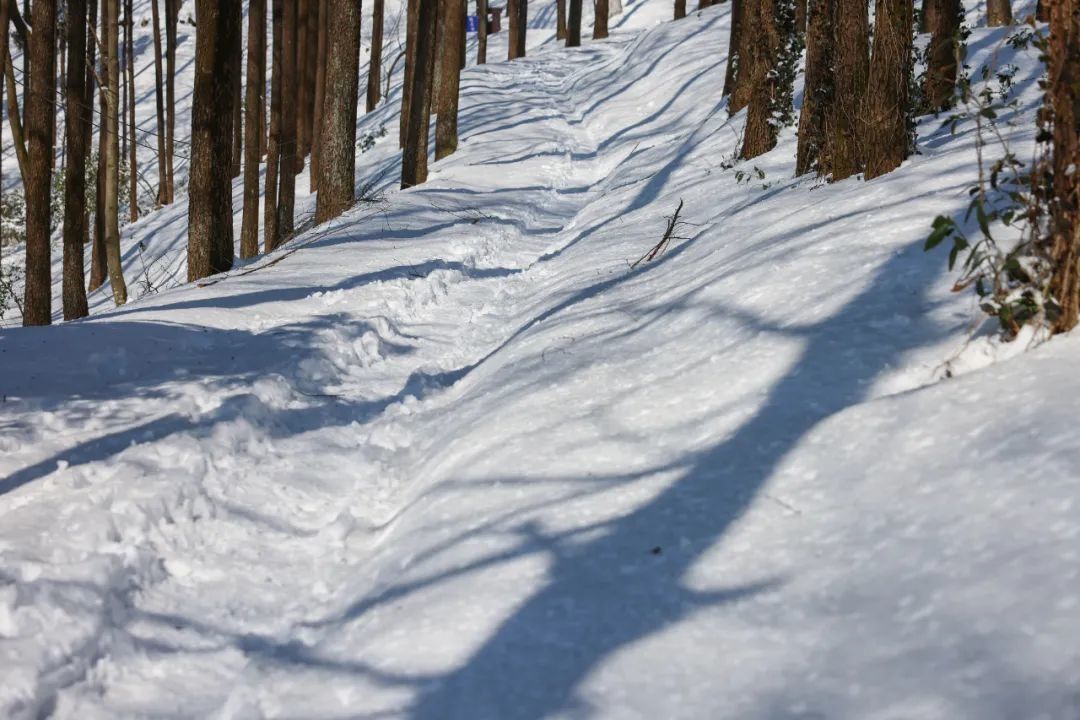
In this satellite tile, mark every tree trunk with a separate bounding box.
[722,0,742,96]
[740,0,784,159]
[241,0,266,259]
[795,0,806,32]
[231,16,243,179]
[296,0,310,163]
[90,0,108,292]
[568,0,582,45]
[1036,0,1048,22]
[729,0,756,112]
[265,0,284,252]
[277,0,299,238]
[1044,0,1080,332]
[164,0,177,203]
[188,0,240,281]
[508,0,526,59]
[987,0,1012,25]
[304,0,320,158]
[557,0,567,38]
[924,0,961,112]
[367,0,385,110]
[436,0,464,161]
[315,0,362,222]
[401,0,418,145]
[675,0,686,19]
[125,0,138,221]
[863,0,913,179]
[151,0,167,206]
[104,0,128,304]
[23,0,57,325]
[919,0,936,32]
[830,0,869,180]
[796,0,833,176]
[594,0,608,38]
[64,0,90,319]
[310,0,328,191]
[402,0,436,188]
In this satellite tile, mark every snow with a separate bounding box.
[2,1,1080,718]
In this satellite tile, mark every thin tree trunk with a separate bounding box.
[557,0,567,39]
[401,0,418,145]
[368,0,385,109]
[863,0,913,179]
[436,0,464,161]
[188,0,240,281]
[316,0,362,222]
[987,0,1012,25]
[241,0,267,259]
[796,0,833,176]
[675,0,686,19]
[729,0,755,111]
[924,0,961,112]
[23,0,57,325]
[795,0,806,32]
[594,0,608,39]
[90,0,108,291]
[64,0,91,319]
[151,0,167,206]
[310,0,329,191]
[305,0,320,157]
[277,0,298,238]
[402,0,436,187]
[740,0,783,159]
[104,0,128,304]
[830,0,869,180]
[1044,0,1080,332]
[478,0,488,62]
[568,0,582,45]
[231,16,243,179]
[265,0,283,252]
[508,0,526,59]
[126,0,138,221]
[164,0,177,203]
[2,48,28,186]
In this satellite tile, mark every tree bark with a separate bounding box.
[478,0,488,61]
[310,0,328,191]
[187,0,240,281]
[863,0,913,179]
[164,0,177,203]
[304,0,320,158]
[722,0,742,96]
[401,0,418,145]
[315,0,362,222]
[924,0,961,112]
[241,0,266,259]
[568,0,582,45]
[402,0,436,187]
[829,0,869,180]
[265,0,283,252]
[277,0,298,238]
[594,0,608,38]
[740,0,784,159]
[1044,0,1080,332]
[231,14,243,179]
[795,0,806,32]
[125,0,138,221]
[104,0,128,304]
[987,0,1012,25]
[557,0,567,38]
[675,0,686,19]
[508,0,526,59]
[90,0,108,292]
[151,0,167,205]
[296,0,310,163]
[729,0,756,112]
[367,0,385,110]
[796,0,833,176]
[436,0,464,161]
[23,0,57,325]
[64,0,90,319]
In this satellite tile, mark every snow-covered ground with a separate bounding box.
[2,1,1080,718]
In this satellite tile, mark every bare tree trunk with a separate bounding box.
[924,0,961,112]
[568,0,582,45]
[402,0,436,188]
[188,0,240,281]
[729,0,756,112]
[478,0,488,62]
[104,0,128,304]
[1036,0,1048,22]
[305,0,320,156]
[265,0,283,252]
[675,0,686,19]
[310,0,329,191]
[740,0,784,159]
[64,0,91,319]
[90,0,108,292]
[296,0,310,165]
[125,0,138,221]
[1,7,27,187]
[277,0,298,238]
[231,17,243,179]
[796,0,833,176]
[919,0,936,32]
[401,0,418,146]
[367,0,385,110]
[241,0,267,259]
[164,0,177,203]
[863,0,913,179]
[315,0,362,222]
[1044,0,1080,332]
[795,0,806,31]
[436,0,464,161]
[987,0,1012,25]
[23,0,57,325]
[151,0,167,206]
[557,0,567,38]
[830,0,869,180]
[508,0,526,58]
[594,0,608,38]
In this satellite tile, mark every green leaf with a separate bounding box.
[975,201,992,239]
[925,217,955,251]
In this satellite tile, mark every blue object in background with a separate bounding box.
[466,15,480,32]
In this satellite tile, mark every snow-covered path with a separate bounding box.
[3,3,1080,718]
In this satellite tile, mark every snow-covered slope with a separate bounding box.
[2,2,1079,718]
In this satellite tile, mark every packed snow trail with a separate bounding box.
[3,2,1080,718]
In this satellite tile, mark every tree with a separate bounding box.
[796,0,834,176]
[740,0,796,159]
[315,0,362,222]
[103,0,128,304]
[478,0,488,62]
[125,0,138,221]
[296,0,311,163]
[265,0,284,251]
[568,0,582,45]
[987,0,1012,25]
[277,0,299,237]
[241,0,267,259]
[722,0,742,97]
[164,0,178,203]
[830,0,868,180]
[151,0,168,205]
[508,0,527,59]
[557,0,567,39]
[401,0,418,145]
[90,0,109,292]
[231,14,243,179]
[594,0,608,38]
[1043,0,1080,332]
[924,0,961,112]
[402,0,437,187]
[310,0,328,191]
[863,0,913,179]
[367,0,385,110]
[188,0,240,281]
[675,0,686,19]
[436,0,465,160]
[23,0,57,325]
[729,0,756,112]
[63,0,91,319]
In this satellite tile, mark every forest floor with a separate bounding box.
[2,1,1080,718]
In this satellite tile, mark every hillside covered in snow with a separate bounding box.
[1,0,1079,718]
